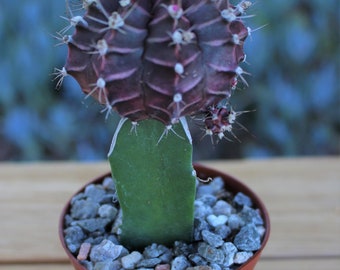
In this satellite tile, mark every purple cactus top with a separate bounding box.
[63,0,249,125]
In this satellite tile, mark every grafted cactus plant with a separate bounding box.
[58,0,251,250]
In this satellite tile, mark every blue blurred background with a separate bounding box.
[0,0,339,161]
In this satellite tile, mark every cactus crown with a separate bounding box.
[57,0,250,138]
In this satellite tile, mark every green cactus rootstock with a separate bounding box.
[108,119,196,249]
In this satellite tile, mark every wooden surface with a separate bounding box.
[0,157,339,269]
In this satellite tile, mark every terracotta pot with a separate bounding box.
[59,163,270,270]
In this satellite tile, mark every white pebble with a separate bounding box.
[256,225,266,238]
[222,242,237,266]
[212,200,232,216]
[194,201,213,219]
[90,240,123,262]
[98,204,117,219]
[233,251,253,264]
[209,177,224,193]
[102,177,115,189]
[228,214,243,230]
[121,251,143,269]
[206,214,228,227]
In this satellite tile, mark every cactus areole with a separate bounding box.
[64,0,249,125]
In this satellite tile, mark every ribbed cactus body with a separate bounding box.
[64,0,249,125]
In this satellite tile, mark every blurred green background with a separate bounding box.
[0,0,339,161]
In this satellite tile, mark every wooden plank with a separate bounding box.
[0,162,109,263]
[0,264,72,270]
[0,158,339,264]
[257,257,340,270]
[1,258,339,270]
[204,157,340,258]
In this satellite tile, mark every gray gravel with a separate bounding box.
[63,176,265,270]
